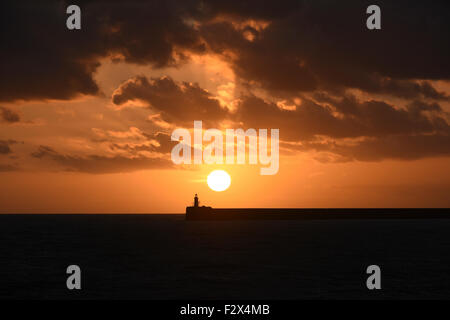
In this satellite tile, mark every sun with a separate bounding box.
[207,170,231,192]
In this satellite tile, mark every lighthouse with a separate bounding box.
[186,194,212,220]
[194,194,199,207]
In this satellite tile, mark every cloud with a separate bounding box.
[234,95,449,141]
[0,106,20,123]
[0,164,18,172]
[112,76,229,126]
[3,1,449,102]
[233,94,450,161]
[31,145,172,173]
[343,134,450,162]
[108,132,178,155]
[200,0,450,99]
[1,0,205,102]
[148,132,179,154]
[300,134,450,163]
[0,140,18,155]
[108,73,450,162]
[3,0,450,166]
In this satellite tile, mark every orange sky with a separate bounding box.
[0,57,450,213]
[1,55,449,213]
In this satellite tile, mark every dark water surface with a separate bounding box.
[1,214,449,299]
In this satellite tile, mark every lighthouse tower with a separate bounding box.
[194,194,199,207]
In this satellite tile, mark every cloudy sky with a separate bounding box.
[1,0,449,212]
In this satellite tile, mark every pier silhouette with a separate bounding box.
[186,195,450,221]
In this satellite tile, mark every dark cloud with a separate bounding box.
[343,134,450,162]
[0,164,18,172]
[1,0,206,101]
[149,132,179,154]
[3,1,449,102]
[200,0,450,99]
[112,76,229,126]
[0,106,21,123]
[1,0,448,104]
[108,132,178,155]
[109,73,450,161]
[31,145,172,173]
[0,140,18,155]
[234,95,449,141]
[0,143,12,155]
[293,134,450,163]
[3,0,450,164]
[232,94,450,161]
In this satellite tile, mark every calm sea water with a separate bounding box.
[1,214,449,299]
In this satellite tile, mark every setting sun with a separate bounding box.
[207,170,231,192]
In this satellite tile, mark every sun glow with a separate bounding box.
[207,170,231,192]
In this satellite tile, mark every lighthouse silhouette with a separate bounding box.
[194,194,199,207]
[186,194,212,220]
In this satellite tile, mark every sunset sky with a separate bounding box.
[1,0,449,213]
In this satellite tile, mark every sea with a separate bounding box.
[1,214,449,299]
